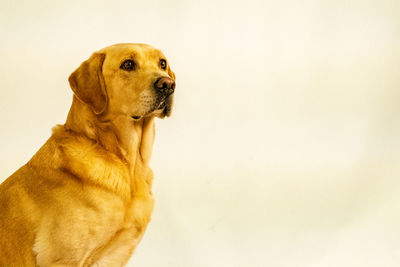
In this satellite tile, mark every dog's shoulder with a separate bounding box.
[33,125,132,200]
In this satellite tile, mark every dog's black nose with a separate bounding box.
[154,77,175,95]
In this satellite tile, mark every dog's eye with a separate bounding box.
[121,60,135,71]
[160,59,167,70]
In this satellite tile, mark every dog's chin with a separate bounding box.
[153,95,174,119]
[131,95,174,120]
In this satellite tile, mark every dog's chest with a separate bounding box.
[124,193,154,235]
[124,166,155,232]
[87,171,154,261]
[60,138,155,252]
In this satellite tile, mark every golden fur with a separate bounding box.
[0,43,175,266]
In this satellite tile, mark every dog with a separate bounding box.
[0,43,176,266]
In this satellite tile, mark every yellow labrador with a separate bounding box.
[0,43,176,266]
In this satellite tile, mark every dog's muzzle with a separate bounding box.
[152,76,175,117]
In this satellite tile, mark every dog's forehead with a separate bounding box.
[99,43,164,62]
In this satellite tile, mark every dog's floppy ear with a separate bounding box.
[68,53,108,115]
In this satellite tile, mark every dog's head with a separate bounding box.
[68,43,176,120]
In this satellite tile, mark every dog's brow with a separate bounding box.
[119,52,139,64]
[123,52,138,59]
[144,48,163,59]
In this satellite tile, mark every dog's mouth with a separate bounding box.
[131,94,174,120]
[155,94,173,118]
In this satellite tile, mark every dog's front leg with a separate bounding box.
[84,226,146,267]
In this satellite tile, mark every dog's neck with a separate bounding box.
[64,97,155,167]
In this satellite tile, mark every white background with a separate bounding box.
[1,0,400,266]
